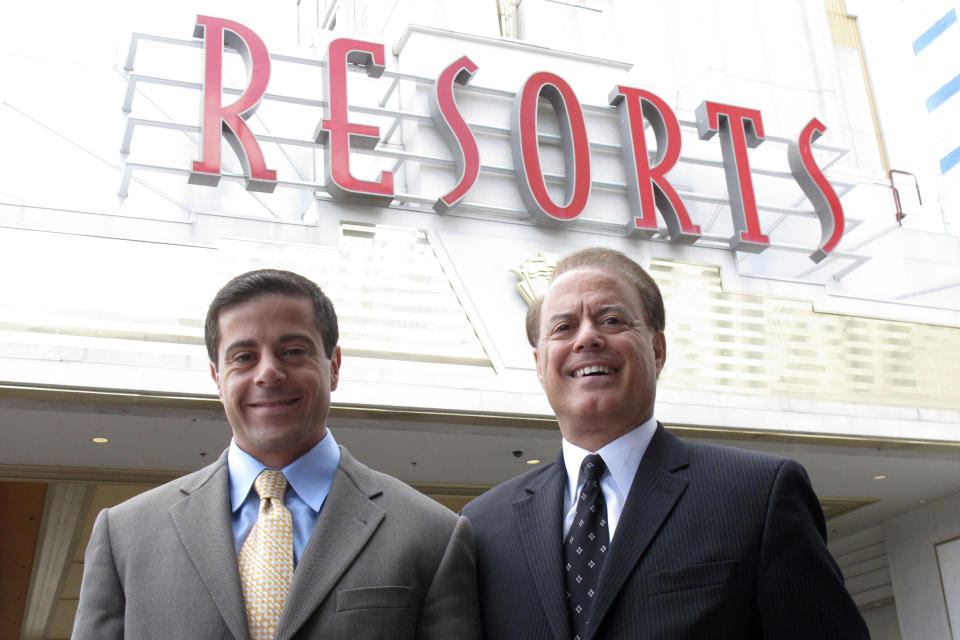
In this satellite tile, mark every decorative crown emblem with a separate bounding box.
[511,251,558,306]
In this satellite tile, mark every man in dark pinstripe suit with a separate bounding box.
[462,248,869,639]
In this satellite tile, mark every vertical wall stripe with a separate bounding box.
[913,9,957,54]
[927,73,960,111]
[940,146,960,174]
[823,0,890,172]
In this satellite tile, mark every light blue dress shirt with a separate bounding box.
[561,416,658,541]
[228,430,341,565]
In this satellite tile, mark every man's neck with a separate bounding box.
[560,421,646,452]
[234,429,327,470]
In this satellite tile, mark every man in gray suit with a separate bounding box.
[462,248,869,639]
[74,269,481,639]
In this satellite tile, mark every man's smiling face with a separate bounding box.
[211,294,340,469]
[534,266,666,451]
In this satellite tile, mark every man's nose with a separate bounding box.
[572,319,605,351]
[254,353,287,386]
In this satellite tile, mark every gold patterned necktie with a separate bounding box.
[238,469,294,640]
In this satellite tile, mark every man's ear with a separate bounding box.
[329,346,342,391]
[533,348,544,386]
[209,362,222,398]
[653,331,667,376]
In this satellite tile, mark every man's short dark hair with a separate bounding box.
[525,248,665,346]
[205,269,339,366]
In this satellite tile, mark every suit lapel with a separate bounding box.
[169,451,250,640]
[513,457,570,640]
[587,425,689,638]
[276,447,385,640]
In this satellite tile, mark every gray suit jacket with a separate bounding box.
[73,446,481,640]
[462,425,870,639]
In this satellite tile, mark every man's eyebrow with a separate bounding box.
[277,333,317,346]
[547,311,576,324]
[548,305,632,323]
[595,304,632,317]
[223,334,316,354]
[224,339,256,354]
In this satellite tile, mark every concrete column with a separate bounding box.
[884,491,960,640]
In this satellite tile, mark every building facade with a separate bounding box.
[2,1,959,638]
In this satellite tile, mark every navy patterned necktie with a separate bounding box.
[564,454,609,640]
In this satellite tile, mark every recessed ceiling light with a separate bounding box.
[92,437,109,444]
[873,474,887,480]
[919,499,928,504]
[526,459,541,465]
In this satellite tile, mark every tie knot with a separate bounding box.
[254,469,288,501]
[580,454,606,483]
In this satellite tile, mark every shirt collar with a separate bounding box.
[562,416,658,499]
[228,429,341,513]
[283,430,341,511]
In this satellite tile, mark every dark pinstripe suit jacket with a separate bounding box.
[462,425,869,639]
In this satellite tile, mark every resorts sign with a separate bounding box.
[181,16,845,264]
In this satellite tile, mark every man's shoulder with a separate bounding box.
[336,447,460,524]
[683,438,793,474]
[673,436,811,496]
[104,454,227,519]
[462,460,561,520]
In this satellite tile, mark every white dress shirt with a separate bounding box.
[562,416,658,541]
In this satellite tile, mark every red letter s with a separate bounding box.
[430,56,480,214]
[788,118,845,263]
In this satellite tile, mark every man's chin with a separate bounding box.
[238,425,308,450]
[565,392,624,415]
[558,397,647,427]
